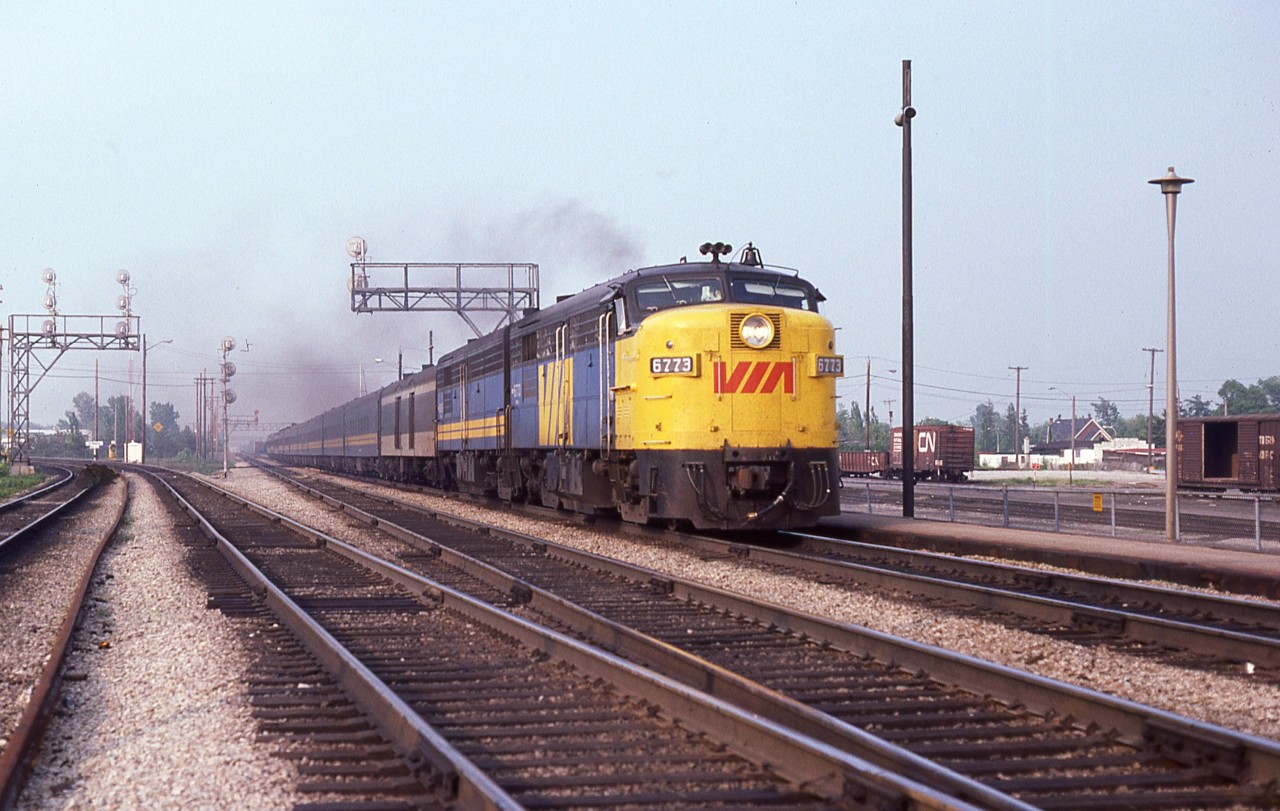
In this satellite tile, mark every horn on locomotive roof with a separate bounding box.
[738,242,762,266]
[699,241,732,263]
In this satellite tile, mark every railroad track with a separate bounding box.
[253,464,1280,809]
[0,467,126,808]
[146,467,954,810]
[841,482,1280,541]
[761,526,1280,677]
[0,463,89,550]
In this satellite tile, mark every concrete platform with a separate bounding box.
[824,511,1280,600]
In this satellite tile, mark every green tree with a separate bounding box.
[999,403,1030,456]
[29,416,88,458]
[97,394,142,458]
[837,402,894,451]
[147,401,195,458]
[1181,394,1215,418]
[1091,398,1121,430]
[1259,376,1280,411]
[836,403,865,450]
[72,392,99,439]
[1218,379,1275,415]
[970,400,999,453]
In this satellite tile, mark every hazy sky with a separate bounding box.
[3,1,1277,437]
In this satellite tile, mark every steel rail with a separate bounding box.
[0,474,127,810]
[0,465,84,551]
[738,529,1280,671]
[788,529,1280,645]
[843,480,1280,541]
[146,469,522,811]
[235,468,1032,810]
[256,465,1280,804]
[0,465,74,512]
[156,469,974,810]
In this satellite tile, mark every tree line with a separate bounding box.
[27,391,197,459]
[839,376,1280,454]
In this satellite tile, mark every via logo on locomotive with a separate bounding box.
[712,360,795,395]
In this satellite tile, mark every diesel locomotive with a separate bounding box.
[264,243,844,529]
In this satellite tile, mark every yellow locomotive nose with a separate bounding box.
[611,301,842,529]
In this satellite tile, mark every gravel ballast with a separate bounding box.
[20,461,1274,808]
[15,474,300,810]
[214,465,1280,741]
[0,481,126,756]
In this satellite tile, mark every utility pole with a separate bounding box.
[864,359,871,450]
[141,337,147,462]
[195,374,204,459]
[1008,366,1028,469]
[895,58,917,518]
[1069,393,1076,485]
[1143,347,1163,472]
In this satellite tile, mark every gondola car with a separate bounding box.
[838,450,888,478]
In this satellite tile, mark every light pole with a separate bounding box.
[1049,387,1076,485]
[359,358,388,396]
[1149,167,1193,542]
[140,336,172,464]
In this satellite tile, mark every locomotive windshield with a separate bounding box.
[728,276,815,310]
[633,273,817,314]
[635,277,724,311]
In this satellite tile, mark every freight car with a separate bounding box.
[1177,415,1280,491]
[265,243,843,530]
[889,425,974,482]
[838,450,888,477]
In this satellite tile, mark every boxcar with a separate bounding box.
[889,425,975,482]
[1177,415,1280,491]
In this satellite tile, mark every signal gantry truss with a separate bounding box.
[7,313,141,464]
[349,262,539,337]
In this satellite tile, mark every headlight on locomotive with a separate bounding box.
[739,313,774,349]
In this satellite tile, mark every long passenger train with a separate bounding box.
[264,243,844,529]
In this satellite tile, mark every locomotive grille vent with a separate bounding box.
[729,312,782,350]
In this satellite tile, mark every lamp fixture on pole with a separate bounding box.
[1149,167,1193,542]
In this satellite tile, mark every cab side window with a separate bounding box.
[613,297,629,334]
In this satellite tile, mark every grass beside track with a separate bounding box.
[0,472,51,500]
